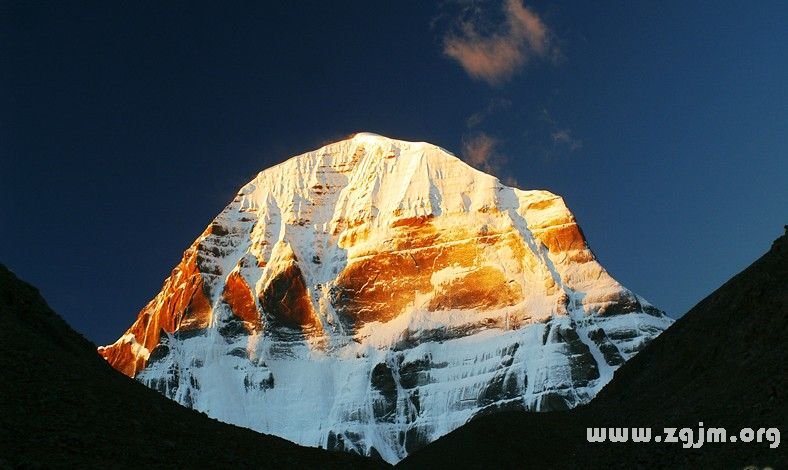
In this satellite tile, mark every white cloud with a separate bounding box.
[443,0,552,85]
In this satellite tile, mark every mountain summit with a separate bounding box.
[100,133,671,463]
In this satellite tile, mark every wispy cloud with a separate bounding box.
[462,132,498,170]
[466,97,512,128]
[551,128,583,152]
[536,108,583,157]
[443,0,552,85]
[461,132,518,185]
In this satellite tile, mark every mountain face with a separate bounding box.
[399,229,788,469]
[99,133,671,463]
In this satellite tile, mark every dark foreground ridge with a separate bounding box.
[400,228,787,469]
[0,264,383,469]
[2,227,785,469]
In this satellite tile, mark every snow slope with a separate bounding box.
[100,133,672,463]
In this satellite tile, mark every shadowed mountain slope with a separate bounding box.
[0,264,382,469]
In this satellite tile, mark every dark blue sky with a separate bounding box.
[3,1,787,345]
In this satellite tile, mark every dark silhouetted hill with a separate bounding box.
[0,264,384,469]
[3,227,786,469]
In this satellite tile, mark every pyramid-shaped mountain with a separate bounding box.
[100,133,672,463]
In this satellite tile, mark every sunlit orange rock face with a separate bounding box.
[99,135,672,464]
[98,339,147,378]
[333,214,529,326]
[537,223,585,253]
[429,266,522,311]
[100,133,643,379]
[222,271,260,330]
[523,197,586,253]
[98,243,213,377]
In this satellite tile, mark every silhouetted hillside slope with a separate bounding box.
[3,228,785,469]
[0,264,383,469]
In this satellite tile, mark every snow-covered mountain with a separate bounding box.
[99,133,671,463]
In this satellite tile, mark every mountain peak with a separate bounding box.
[349,131,391,141]
[100,136,671,463]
